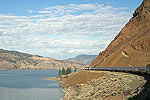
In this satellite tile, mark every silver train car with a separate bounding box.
[84,66,150,75]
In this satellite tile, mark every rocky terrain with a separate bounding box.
[66,54,97,65]
[90,0,150,67]
[47,70,146,100]
[0,49,87,70]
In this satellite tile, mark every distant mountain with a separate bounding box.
[90,0,150,67]
[0,49,87,70]
[66,54,97,65]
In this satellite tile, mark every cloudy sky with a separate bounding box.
[0,0,142,59]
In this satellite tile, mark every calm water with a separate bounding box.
[0,70,63,100]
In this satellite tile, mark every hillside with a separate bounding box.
[66,54,97,65]
[48,71,146,100]
[0,49,87,70]
[90,0,150,67]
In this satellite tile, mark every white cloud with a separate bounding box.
[0,3,132,59]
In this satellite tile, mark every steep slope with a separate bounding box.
[66,54,97,65]
[90,0,150,67]
[0,49,87,69]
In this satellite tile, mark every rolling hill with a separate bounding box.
[66,54,97,65]
[0,49,87,70]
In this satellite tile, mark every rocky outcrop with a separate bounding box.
[0,49,87,69]
[90,0,150,67]
[66,54,97,65]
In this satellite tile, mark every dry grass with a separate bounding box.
[62,70,104,87]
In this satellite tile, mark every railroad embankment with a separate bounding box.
[128,75,150,100]
[46,70,146,100]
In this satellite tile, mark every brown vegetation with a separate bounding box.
[61,70,104,88]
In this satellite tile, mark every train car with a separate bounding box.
[84,66,150,75]
[146,64,150,74]
[84,67,90,70]
[132,67,139,72]
[138,67,147,74]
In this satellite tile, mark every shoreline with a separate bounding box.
[45,74,81,100]
[46,70,147,100]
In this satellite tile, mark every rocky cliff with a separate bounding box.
[0,49,87,70]
[90,0,150,67]
[66,54,97,65]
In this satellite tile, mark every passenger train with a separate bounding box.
[84,65,150,75]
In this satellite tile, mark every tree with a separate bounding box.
[58,69,62,77]
[66,67,72,74]
[74,67,77,72]
[58,68,73,77]
[66,68,69,74]
[62,68,65,75]
[69,67,72,73]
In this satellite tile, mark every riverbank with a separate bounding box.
[46,70,147,100]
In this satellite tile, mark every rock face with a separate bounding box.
[66,54,97,65]
[0,49,87,70]
[91,0,150,67]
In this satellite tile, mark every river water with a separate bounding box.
[0,70,63,100]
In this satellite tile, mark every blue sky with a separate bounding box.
[0,0,143,59]
[0,0,142,16]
